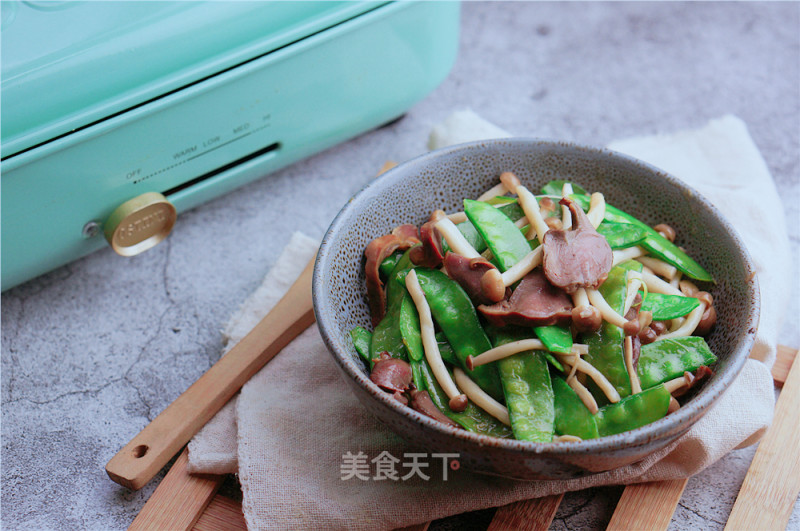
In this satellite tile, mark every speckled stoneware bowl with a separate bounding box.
[312,139,759,479]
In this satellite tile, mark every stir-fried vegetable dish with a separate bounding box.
[351,174,718,442]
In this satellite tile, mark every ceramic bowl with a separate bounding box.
[312,139,759,479]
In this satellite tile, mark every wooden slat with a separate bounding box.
[725,346,800,529]
[487,493,564,531]
[606,478,688,531]
[193,494,247,531]
[772,343,797,387]
[128,449,225,531]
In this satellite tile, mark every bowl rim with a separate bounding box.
[313,137,760,458]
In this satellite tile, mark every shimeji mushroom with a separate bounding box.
[453,367,511,426]
[554,354,621,404]
[435,217,481,259]
[612,246,647,267]
[500,172,550,243]
[623,336,643,394]
[637,256,678,280]
[466,339,589,370]
[561,182,574,229]
[404,270,468,412]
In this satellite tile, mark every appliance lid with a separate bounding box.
[1,1,387,158]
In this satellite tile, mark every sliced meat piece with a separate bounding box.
[409,390,460,427]
[370,354,413,393]
[478,268,573,327]
[364,224,420,327]
[443,252,507,306]
[410,210,446,268]
[542,198,612,293]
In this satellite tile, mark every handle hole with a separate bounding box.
[132,445,149,458]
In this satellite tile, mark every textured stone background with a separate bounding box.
[2,2,798,529]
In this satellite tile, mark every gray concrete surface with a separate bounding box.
[2,2,799,529]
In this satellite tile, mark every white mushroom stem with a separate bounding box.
[642,271,684,296]
[637,256,678,280]
[435,218,481,259]
[447,212,468,224]
[586,192,606,229]
[658,303,706,339]
[561,182,574,229]
[612,246,647,266]
[514,216,530,229]
[518,185,551,242]
[468,339,589,368]
[556,355,621,403]
[405,270,462,400]
[553,434,583,443]
[623,270,644,316]
[663,372,696,394]
[476,182,509,202]
[669,317,686,332]
[567,377,599,414]
[571,287,590,308]
[500,246,543,286]
[670,271,683,289]
[453,367,511,426]
[624,336,642,394]
[586,288,628,328]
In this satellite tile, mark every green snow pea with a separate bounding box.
[379,252,403,278]
[398,293,427,391]
[413,269,504,400]
[569,194,713,282]
[398,295,424,362]
[454,220,488,253]
[640,292,700,321]
[494,331,555,442]
[595,384,671,437]
[596,222,649,250]
[349,326,373,363]
[435,332,459,366]
[464,199,532,271]
[369,251,415,364]
[552,377,599,440]
[637,336,717,390]
[418,359,513,438]
[584,261,642,403]
[534,324,573,355]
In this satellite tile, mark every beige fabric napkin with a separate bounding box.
[188,112,789,530]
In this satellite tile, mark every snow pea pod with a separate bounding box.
[584,261,642,403]
[640,292,700,320]
[349,326,373,363]
[464,199,532,271]
[637,336,717,390]
[369,251,415,364]
[596,222,649,250]
[398,295,424,362]
[534,324,573,355]
[379,252,403,277]
[552,377,599,440]
[435,332,458,366]
[494,331,555,442]
[413,269,504,400]
[595,384,671,437]
[418,359,513,438]
[569,194,713,282]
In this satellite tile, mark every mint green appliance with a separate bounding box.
[1,1,460,290]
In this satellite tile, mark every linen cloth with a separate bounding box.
[188,111,789,530]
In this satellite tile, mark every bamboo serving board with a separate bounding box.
[129,345,798,531]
